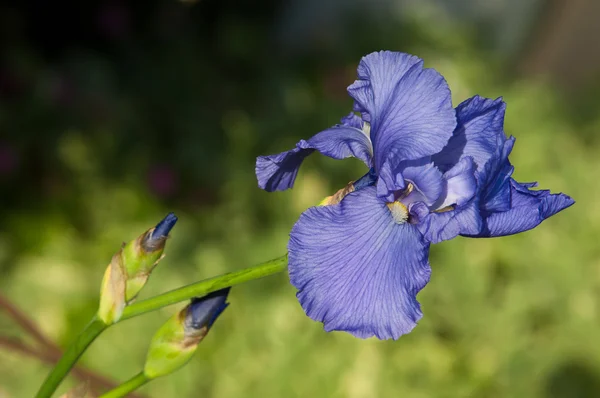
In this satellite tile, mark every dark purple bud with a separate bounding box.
[185,288,230,332]
[142,212,178,252]
[152,212,178,239]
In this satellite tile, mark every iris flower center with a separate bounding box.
[386,201,409,224]
[386,183,415,224]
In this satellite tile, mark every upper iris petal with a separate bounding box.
[288,186,431,340]
[347,51,456,198]
[433,95,507,181]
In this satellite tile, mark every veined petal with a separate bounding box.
[348,51,423,126]
[256,125,373,192]
[413,200,482,244]
[410,157,479,243]
[256,146,312,192]
[435,156,477,210]
[470,179,574,237]
[288,186,431,340]
[347,51,456,196]
[376,160,407,201]
[433,96,507,181]
[394,158,444,206]
[340,112,363,129]
[480,138,515,213]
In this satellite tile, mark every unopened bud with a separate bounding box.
[143,288,230,379]
[98,213,178,324]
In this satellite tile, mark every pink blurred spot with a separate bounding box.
[147,165,178,198]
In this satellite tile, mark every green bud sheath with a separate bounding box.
[121,229,167,300]
[144,288,230,379]
[97,253,127,324]
[143,308,205,379]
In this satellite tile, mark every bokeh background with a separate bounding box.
[0,0,598,397]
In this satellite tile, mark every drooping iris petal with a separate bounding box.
[256,125,373,191]
[346,51,456,199]
[288,186,431,340]
[472,179,575,237]
[433,95,507,181]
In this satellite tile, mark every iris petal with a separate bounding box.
[472,179,574,237]
[256,125,373,192]
[433,96,507,179]
[435,156,477,209]
[340,112,363,129]
[288,186,431,340]
[414,200,482,244]
[397,158,444,206]
[410,157,479,244]
[479,137,515,213]
[347,51,456,197]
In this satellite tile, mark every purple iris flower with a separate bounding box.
[255,51,574,340]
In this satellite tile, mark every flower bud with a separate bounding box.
[143,288,230,379]
[98,213,178,324]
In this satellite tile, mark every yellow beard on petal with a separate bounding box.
[386,201,409,224]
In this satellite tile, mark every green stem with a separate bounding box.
[99,372,149,398]
[121,254,288,321]
[35,317,108,398]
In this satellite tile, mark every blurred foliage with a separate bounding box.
[0,1,598,397]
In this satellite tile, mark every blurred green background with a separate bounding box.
[0,0,598,397]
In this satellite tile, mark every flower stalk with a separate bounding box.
[120,254,287,322]
[35,317,108,398]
